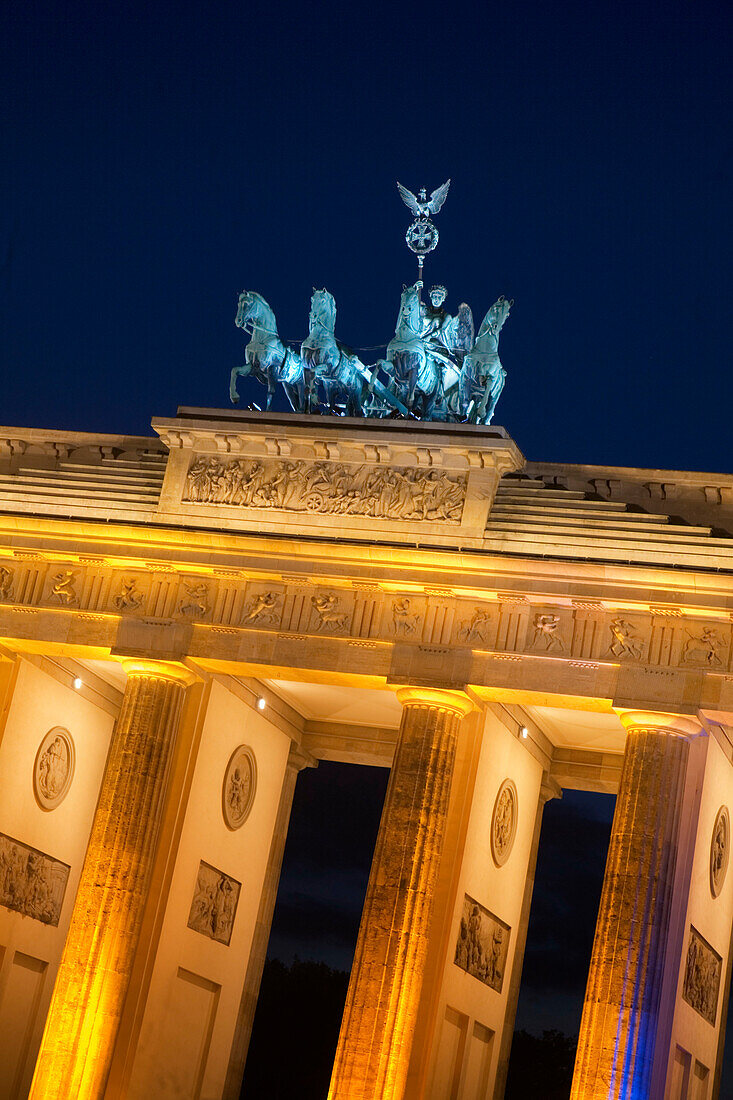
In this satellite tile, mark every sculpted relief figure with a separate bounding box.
[311,593,350,632]
[34,729,74,810]
[711,807,729,897]
[453,894,509,993]
[684,628,724,667]
[458,608,494,645]
[187,861,241,946]
[608,617,643,660]
[177,581,210,618]
[38,737,69,801]
[112,578,144,612]
[0,566,13,600]
[392,597,421,637]
[243,591,282,628]
[682,927,721,1025]
[50,570,77,605]
[533,613,564,651]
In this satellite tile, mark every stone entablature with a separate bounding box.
[152,408,523,547]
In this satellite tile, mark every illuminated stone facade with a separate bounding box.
[0,408,732,1099]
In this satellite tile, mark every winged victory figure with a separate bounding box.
[396,180,451,218]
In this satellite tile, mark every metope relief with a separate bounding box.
[310,593,352,633]
[177,580,210,618]
[682,926,721,1025]
[491,779,518,866]
[711,806,729,898]
[183,457,467,523]
[187,860,241,946]
[454,894,510,993]
[0,566,13,601]
[0,832,70,926]
[112,577,145,612]
[242,590,283,629]
[49,570,77,606]
[34,727,75,810]
[457,607,494,646]
[607,617,643,660]
[531,613,565,652]
[222,745,257,830]
[684,629,725,668]
[391,597,422,638]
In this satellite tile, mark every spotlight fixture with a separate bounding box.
[257,697,266,710]
[73,677,83,690]
[520,726,529,739]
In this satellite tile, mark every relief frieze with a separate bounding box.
[0,832,70,926]
[454,894,510,993]
[682,926,721,1025]
[187,860,241,946]
[183,456,467,523]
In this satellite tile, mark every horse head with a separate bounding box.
[309,288,336,335]
[395,283,422,338]
[476,296,513,340]
[235,290,275,333]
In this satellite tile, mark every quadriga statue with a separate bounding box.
[229,284,512,423]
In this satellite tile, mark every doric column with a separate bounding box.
[29,659,196,1100]
[570,711,698,1100]
[328,687,474,1100]
[223,742,316,1100]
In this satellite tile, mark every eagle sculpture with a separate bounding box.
[396,179,451,218]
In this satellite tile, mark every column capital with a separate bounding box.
[120,658,200,686]
[287,742,318,773]
[615,708,701,738]
[540,774,562,805]
[394,686,475,718]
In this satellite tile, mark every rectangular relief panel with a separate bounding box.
[430,1005,468,1100]
[153,968,221,1100]
[0,951,47,1100]
[461,1021,495,1100]
[454,894,511,993]
[0,832,70,926]
[187,860,241,946]
[682,925,722,1026]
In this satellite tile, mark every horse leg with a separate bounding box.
[265,376,277,410]
[229,364,250,405]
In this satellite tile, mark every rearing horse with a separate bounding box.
[300,288,367,416]
[457,296,512,423]
[229,291,305,411]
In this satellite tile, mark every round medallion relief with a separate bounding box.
[222,745,257,830]
[491,779,518,867]
[33,727,75,811]
[710,805,730,898]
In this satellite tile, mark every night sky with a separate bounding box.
[3,0,733,1092]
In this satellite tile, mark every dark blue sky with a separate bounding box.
[2,0,732,471]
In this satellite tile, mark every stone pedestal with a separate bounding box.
[328,687,473,1100]
[570,712,697,1100]
[28,660,194,1100]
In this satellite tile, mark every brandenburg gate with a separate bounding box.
[1,188,732,1099]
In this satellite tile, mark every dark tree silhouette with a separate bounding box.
[241,958,349,1100]
[504,1029,577,1100]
